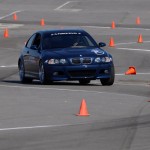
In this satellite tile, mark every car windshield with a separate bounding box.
[42,32,97,50]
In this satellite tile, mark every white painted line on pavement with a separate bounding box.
[116,73,125,76]
[0,123,83,131]
[55,8,81,12]
[54,1,81,12]
[0,65,17,68]
[0,84,106,94]
[0,84,148,97]
[114,82,150,87]
[115,42,137,46]
[0,10,23,20]
[82,25,150,31]
[0,24,24,29]
[115,41,150,46]
[117,48,150,52]
[116,73,150,76]
[82,26,111,29]
[117,27,150,31]
[136,73,150,75]
[55,1,71,10]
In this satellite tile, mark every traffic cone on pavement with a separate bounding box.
[13,13,17,21]
[40,19,45,26]
[3,28,9,38]
[76,99,90,116]
[136,17,141,25]
[111,21,116,29]
[138,34,143,43]
[125,66,136,75]
[109,37,115,47]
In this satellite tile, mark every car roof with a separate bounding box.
[37,29,87,34]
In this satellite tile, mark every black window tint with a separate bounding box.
[26,34,36,48]
[32,34,41,49]
[43,38,52,50]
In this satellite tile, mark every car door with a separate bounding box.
[23,33,36,75]
[29,33,42,77]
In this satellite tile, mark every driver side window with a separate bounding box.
[26,33,41,50]
[26,34,36,48]
[32,34,41,50]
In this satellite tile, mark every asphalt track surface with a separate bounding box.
[0,0,150,150]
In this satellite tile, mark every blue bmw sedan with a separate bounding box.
[18,29,115,85]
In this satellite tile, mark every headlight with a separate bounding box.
[45,59,67,65]
[95,57,101,63]
[95,57,112,63]
[102,57,112,62]
[105,57,112,62]
[60,59,67,64]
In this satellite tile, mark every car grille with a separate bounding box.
[68,70,96,77]
[70,57,92,65]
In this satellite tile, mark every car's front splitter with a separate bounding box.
[44,63,114,81]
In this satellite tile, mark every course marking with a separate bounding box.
[0,84,106,93]
[115,42,137,46]
[54,1,81,12]
[114,82,150,87]
[55,1,71,10]
[82,25,111,29]
[0,10,24,29]
[0,23,24,29]
[116,73,150,75]
[117,48,150,52]
[115,41,150,46]
[0,84,148,98]
[0,65,17,68]
[82,25,150,31]
[0,123,82,131]
[0,10,23,20]
[55,8,81,12]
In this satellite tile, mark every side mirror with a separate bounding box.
[99,42,106,47]
[31,45,38,50]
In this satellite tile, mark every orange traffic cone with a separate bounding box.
[136,17,141,25]
[138,34,143,43]
[3,28,9,38]
[109,37,115,47]
[13,13,17,21]
[125,66,136,75]
[111,21,116,29]
[40,19,45,26]
[76,99,90,116]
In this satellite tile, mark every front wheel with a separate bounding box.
[39,62,51,85]
[100,66,115,86]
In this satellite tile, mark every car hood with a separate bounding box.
[42,47,107,58]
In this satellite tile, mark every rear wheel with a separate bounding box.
[100,65,115,86]
[19,61,32,83]
[39,62,52,85]
[79,79,91,85]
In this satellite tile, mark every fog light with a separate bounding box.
[104,70,109,74]
[53,72,59,76]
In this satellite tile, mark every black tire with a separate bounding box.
[79,79,91,85]
[19,61,32,83]
[39,62,51,85]
[100,65,115,86]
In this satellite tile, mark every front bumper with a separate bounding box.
[44,63,114,81]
